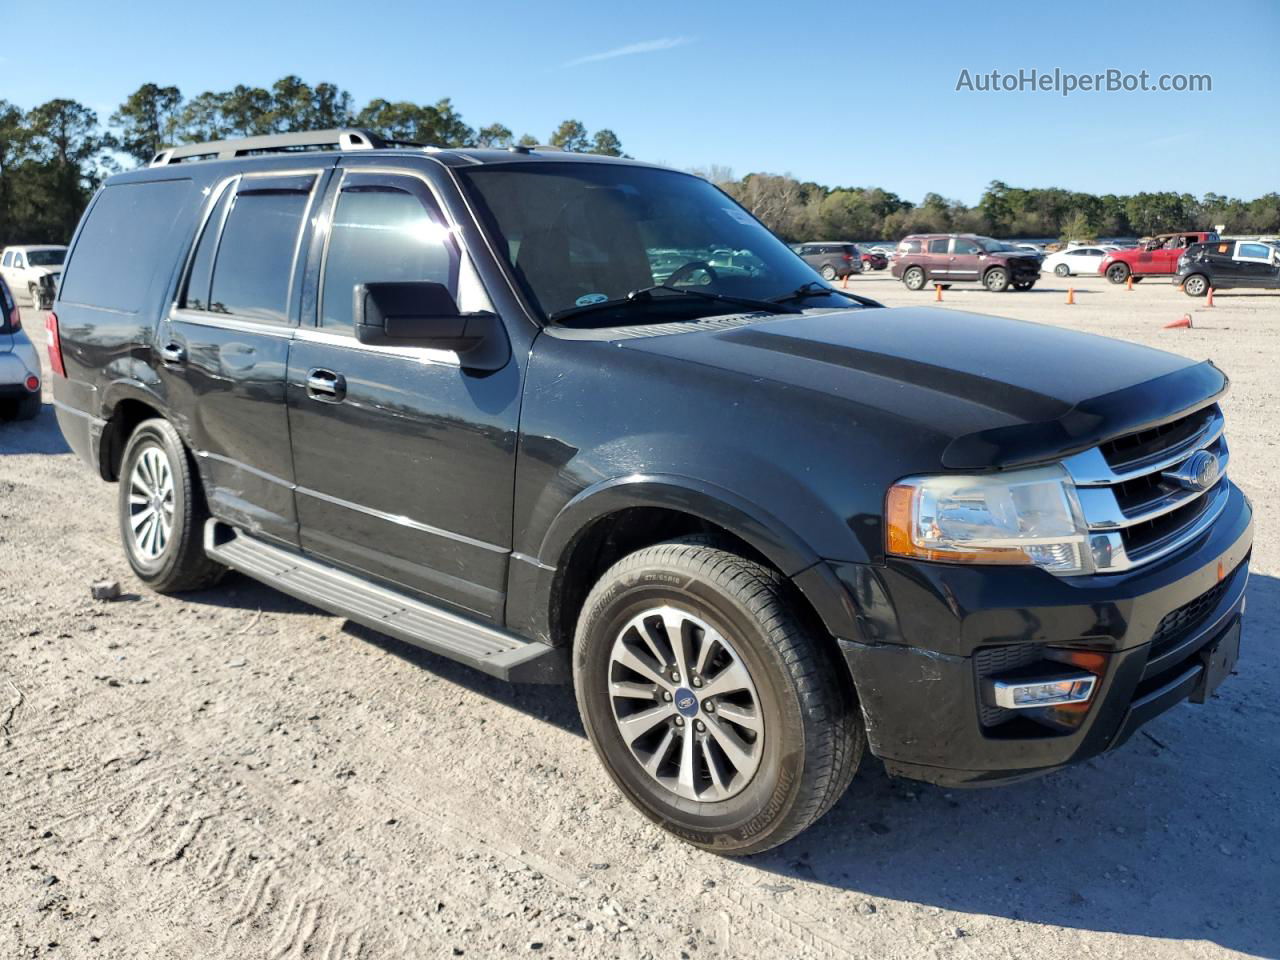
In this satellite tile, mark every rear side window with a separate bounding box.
[208,179,314,322]
[182,184,234,311]
[1,252,11,267]
[59,179,192,313]
[927,238,949,254]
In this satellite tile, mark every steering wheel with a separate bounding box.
[666,260,719,287]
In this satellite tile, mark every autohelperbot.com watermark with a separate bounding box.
[955,68,1212,96]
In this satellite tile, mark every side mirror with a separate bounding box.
[353,281,509,371]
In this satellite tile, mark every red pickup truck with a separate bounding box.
[1098,231,1219,283]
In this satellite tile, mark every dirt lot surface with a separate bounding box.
[3,275,1278,959]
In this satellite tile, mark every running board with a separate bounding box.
[203,521,567,684]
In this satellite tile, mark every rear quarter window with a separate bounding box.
[59,179,193,313]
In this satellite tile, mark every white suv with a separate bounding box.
[1,245,68,307]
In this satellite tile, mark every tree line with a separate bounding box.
[2,76,1277,250]
[0,76,625,247]
[700,171,1280,244]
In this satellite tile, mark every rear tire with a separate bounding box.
[118,418,225,593]
[1106,263,1130,284]
[903,266,926,290]
[573,539,863,855]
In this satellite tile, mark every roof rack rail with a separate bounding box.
[150,128,403,167]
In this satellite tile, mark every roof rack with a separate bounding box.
[150,128,409,167]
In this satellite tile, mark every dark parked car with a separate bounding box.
[1175,239,1280,296]
[891,234,1041,291]
[50,129,1252,855]
[792,241,862,280]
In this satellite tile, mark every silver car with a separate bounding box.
[0,277,42,421]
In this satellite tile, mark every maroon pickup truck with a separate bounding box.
[1099,231,1219,283]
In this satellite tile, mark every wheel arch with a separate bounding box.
[521,475,861,654]
[96,381,172,482]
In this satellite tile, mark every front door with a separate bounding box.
[285,168,519,622]
[949,237,982,279]
[159,169,326,547]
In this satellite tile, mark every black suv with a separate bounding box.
[1175,239,1280,296]
[50,129,1253,855]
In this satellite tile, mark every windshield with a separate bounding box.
[26,249,65,267]
[458,163,823,321]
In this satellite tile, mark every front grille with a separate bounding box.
[1101,405,1216,471]
[1150,576,1230,655]
[1065,403,1228,573]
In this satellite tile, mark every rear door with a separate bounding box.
[285,166,518,621]
[158,169,327,547]
[1235,241,1279,287]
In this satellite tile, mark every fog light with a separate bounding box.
[989,672,1095,709]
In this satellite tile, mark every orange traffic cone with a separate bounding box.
[935,284,943,301]
[1126,275,1134,291]
[1206,287,1214,307]
[1164,314,1194,329]
[1066,287,1075,305]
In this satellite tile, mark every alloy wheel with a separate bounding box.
[128,444,175,560]
[607,605,764,802]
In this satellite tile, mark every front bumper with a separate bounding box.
[831,481,1254,786]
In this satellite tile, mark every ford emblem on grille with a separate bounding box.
[1163,450,1221,492]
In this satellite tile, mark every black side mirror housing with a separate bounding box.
[353,281,509,371]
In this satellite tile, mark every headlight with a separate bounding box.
[885,465,1089,575]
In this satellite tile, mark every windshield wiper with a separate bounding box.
[549,284,801,323]
[770,281,883,309]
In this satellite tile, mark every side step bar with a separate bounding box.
[203,521,568,684]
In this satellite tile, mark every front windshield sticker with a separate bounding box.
[575,293,609,306]
[722,207,754,226]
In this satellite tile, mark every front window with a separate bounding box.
[26,249,65,267]
[458,163,828,321]
[952,238,981,254]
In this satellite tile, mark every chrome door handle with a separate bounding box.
[305,368,346,401]
[159,342,186,364]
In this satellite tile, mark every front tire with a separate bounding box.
[1106,263,1130,284]
[820,264,837,281]
[902,266,926,290]
[1054,263,1071,278]
[1183,274,1209,297]
[118,418,225,593]
[573,539,863,855]
[984,267,1010,292]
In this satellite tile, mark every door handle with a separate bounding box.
[306,368,346,402]
[159,342,186,364]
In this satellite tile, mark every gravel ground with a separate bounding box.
[2,274,1278,960]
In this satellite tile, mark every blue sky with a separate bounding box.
[5,0,1277,203]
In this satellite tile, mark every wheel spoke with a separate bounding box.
[614,643,673,690]
[699,658,753,700]
[615,704,675,744]
[703,713,753,771]
[700,737,728,796]
[661,608,692,681]
[641,727,676,777]
[131,505,154,531]
[676,726,697,796]
[633,618,671,671]
[713,701,762,733]
[692,624,720,678]
[610,680,659,701]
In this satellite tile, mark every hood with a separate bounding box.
[619,306,1225,469]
